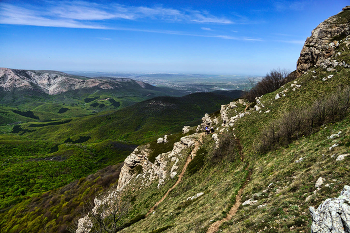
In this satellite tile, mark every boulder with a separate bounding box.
[315,177,324,188]
[157,138,164,144]
[182,126,191,134]
[309,185,350,233]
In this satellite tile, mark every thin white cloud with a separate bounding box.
[214,35,238,40]
[0,3,109,29]
[97,37,112,41]
[0,1,233,28]
[0,1,264,41]
[189,11,233,24]
[273,1,307,11]
[243,37,263,41]
[201,27,212,31]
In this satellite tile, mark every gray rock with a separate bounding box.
[157,137,164,143]
[296,8,350,77]
[316,177,324,188]
[336,154,349,161]
[309,185,350,233]
[182,126,191,134]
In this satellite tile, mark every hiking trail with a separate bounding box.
[206,136,250,233]
[146,133,204,217]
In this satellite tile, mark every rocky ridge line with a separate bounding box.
[0,68,148,95]
[296,6,350,76]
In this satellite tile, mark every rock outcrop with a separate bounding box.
[309,185,350,233]
[76,134,200,232]
[297,6,350,76]
[117,135,197,191]
[0,68,150,95]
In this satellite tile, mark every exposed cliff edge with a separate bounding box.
[296,6,350,76]
[76,133,203,232]
[0,68,151,95]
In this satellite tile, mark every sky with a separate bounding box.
[0,0,348,75]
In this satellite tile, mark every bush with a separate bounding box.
[211,133,239,163]
[243,69,295,102]
[257,87,350,153]
[187,147,206,175]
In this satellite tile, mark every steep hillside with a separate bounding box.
[70,6,349,233]
[11,92,238,144]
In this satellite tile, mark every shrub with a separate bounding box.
[243,69,293,102]
[187,147,206,175]
[211,133,239,163]
[257,87,350,153]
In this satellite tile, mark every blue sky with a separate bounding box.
[0,0,348,75]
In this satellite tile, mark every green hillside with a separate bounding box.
[0,75,186,127]
[0,91,240,231]
[12,92,238,144]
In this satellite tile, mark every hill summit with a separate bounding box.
[297,6,350,76]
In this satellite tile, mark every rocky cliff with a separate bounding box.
[0,68,150,95]
[296,6,350,76]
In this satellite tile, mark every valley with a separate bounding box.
[0,69,243,231]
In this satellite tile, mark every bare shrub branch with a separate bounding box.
[257,86,350,153]
[243,69,295,102]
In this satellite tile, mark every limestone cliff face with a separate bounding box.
[117,135,198,191]
[296,6,350,76]
[76,134,199,232]
[0,68,149,95]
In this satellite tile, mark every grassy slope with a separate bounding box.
[2,70,347,232]
[102,68,350,231]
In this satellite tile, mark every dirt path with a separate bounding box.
[206,188,244,233]
[206,137,250,233]
[146,133,204,217]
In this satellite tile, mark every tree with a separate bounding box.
[69,192,130,233]
[243,69,294,102]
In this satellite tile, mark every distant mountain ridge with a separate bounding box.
[0,68,153,95]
